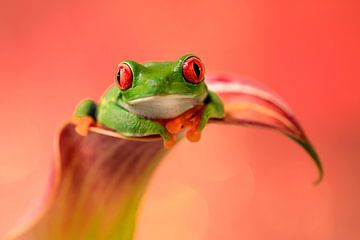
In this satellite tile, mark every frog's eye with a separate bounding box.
[182,57,205,84]
[115,63,133,90]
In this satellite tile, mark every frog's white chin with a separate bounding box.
[119,93,207,119]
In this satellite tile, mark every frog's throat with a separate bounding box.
[118,93,207,119]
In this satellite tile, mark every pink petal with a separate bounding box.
[207,75,323,184]
[9,124,165,239]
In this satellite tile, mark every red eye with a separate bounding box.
[115,63,133,90]
[182,57,205,84]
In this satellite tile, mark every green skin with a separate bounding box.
[74,54,224,142]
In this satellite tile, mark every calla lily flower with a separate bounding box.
[8,75,322,240]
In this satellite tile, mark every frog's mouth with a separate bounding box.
[118,93,207,119]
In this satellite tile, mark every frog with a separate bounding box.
[72,54,225,148]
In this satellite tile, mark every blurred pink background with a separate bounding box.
[1,0,359,239]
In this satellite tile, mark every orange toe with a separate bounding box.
[73,116,95,136]
[75,125,89,136]
[163,134,176,149]
[165,118,184,134]
[186,129,201,142]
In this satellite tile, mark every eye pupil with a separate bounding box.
[193,63,201,78]
[116,70,121,83]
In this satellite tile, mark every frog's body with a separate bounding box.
[73,54,224,147]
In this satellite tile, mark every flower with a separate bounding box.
[8,75,321,240]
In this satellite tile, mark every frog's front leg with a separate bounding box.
[97,102,175,148]
[186,91,225,141]
[72,99,97,136]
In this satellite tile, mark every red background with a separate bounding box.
[1,0,359,239]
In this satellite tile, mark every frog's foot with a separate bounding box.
[165,117,185,135]
[184,111,202,142]
[164,105,204,143]
[165,105,204,133]
[72,116,95,136]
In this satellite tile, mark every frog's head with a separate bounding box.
[114,54,208,119]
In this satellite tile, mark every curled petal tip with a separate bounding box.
[207,74,323,184]
[286,134,323,185]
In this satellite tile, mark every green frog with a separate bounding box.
[73,54,224,147]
